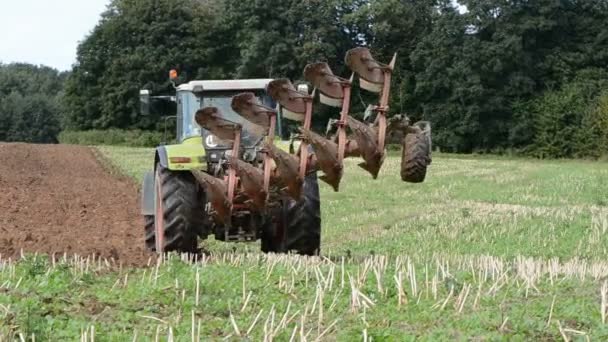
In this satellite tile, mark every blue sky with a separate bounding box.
[0,0,110,71]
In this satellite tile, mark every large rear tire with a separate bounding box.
[144,215,155,251]
[152,166,205,253]
[401,129,432,183]
[262,172,321,256]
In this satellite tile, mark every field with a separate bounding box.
[2,145,608,340]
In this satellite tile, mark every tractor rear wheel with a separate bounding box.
[152,166,205,253]
[144,215,155,251]
[262,172,321,256]
[401,129,431,183]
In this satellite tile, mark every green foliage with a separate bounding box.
[58,129,163,147]
[578,90,608,159]
[591,91,608,154]
[57,0,608,157]
[62,0,224,131]
[346,0,436,115]
[223,0,361,79]
[0,63,66,143]
[411,0,608,154]
[525,70,608,158]
[61,0,366,135]
[217,0,369,133]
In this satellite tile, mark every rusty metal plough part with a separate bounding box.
[346,48,396,179]
[193,48,399,224]
[194,90,306,223]
[193,107,242,224]
[266,78,317,195]
[230,92,277,202]
[302,48,397,187]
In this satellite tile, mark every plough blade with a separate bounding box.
[300,128,343,191]
[346,48,396,175]
[231,92,275,129]
[191,170,231,224]
[304,62,345,108]
[264,142,303,200]
[304,61,352,181]
[268,78,314,181]
[228,156,266,210]
[195,107,241,141]
[267,79,307,121]
[231,92,279,204]
[345,47,392,93]
[347,117,385,179]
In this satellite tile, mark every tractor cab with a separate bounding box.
[140,78,279,172]
[175,80,280,146]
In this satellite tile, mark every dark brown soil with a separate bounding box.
[0,143,152,266]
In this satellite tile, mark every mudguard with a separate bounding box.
[155,137,207,171]
[413,121,432,157]
[143,137,207,215]
[141,171,155,215]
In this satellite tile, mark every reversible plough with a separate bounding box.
[190,48,431,225]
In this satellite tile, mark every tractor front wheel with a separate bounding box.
[262,172,321,256]
[151,166,206,253]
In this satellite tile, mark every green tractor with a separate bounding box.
[140,78,321,255]
[140,47,431,255]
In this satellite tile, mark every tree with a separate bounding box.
[530,69,608,158]
[346,0,437,116]
[62,0,226,131]
[411,0,608,153]
[58,0,608,157]
[222,0,367,133]
[0,63,65,143]
[222,0,361,80]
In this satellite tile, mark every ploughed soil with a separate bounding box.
[0,143,152,266]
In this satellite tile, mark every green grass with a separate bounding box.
[2,146,608,340]
[58,129,164,147]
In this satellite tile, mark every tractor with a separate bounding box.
[140,48,432,255]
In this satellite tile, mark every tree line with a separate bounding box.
[0,64,66,143]
[1,0,608,158]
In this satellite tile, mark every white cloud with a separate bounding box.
[0,0,110,71]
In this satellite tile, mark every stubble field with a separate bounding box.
[1,145,608,340]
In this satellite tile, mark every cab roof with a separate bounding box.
[177,79,274,92]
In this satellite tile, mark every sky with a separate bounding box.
[0,0,110,71]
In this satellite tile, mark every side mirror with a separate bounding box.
[192,84,204,96]
[140,89,151,116]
